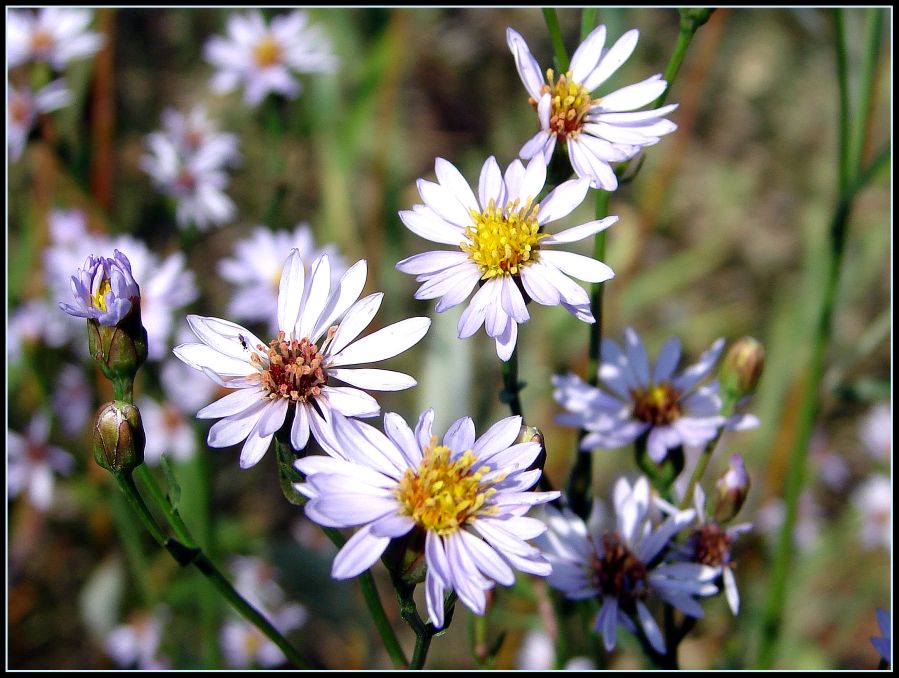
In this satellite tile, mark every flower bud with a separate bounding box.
[60,250,148,384]
[720,336,765,400]
[679,8,714,31]
[713,454,751,523]
[92,401,145,474]
[518,425,547,475]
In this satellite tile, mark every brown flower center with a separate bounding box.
[631,381,682,426]
[530,69,597,140]
[250,330,329,402]
[30,29,54,56]
[690,523,732,567]
[592,532,648,603]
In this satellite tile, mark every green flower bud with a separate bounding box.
[713,453,750,523]
[86,303,149,387]
[92,401,146,474]
[720,336,765,400]
[679,8,714,32]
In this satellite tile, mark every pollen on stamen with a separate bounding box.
[529,68,597,140]
[462,197,548,280]
[395,442,499,536]
[250,331,328,403]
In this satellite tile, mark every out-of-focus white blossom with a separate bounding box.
[8,412,75,511]
[7,7,103,70]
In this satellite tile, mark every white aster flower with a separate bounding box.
[9,80,73,161]
[397,155,616,361]
[221,605,307,668]
[852,474,891,551]
[105,608,171,670]
[659,484,751,616]
[7,8,103,70]
[296,410,559,628]
[219,224,346,334]
[141,131,236,231]
[507,25,677,191]
[159,105,240,167]
[204,9,337,107]
[553,329,758,463]
[536,476,718,654]
[8,412,75,511]
[174,249,430,468]
[859,402,891,463]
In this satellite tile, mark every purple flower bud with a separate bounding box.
[714,454,751,523]
[59,250,141,327]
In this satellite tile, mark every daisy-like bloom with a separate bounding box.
[174,249,430,468]
[141,131,237,231]
[8,412,76,511]
[105,608,171,670]
[536,476,718,654]
[658,483,751,615]
[296,410,559,628]
[204,9,337,107]
[507,25,677,191]
[160,105,240,167]
[7,8,103,70]
[219,224,346,334]
[553,328,758,463]
[58,250,140,326]
[397,155,616,361]
[871,608,891,665]
[9,81,73,161]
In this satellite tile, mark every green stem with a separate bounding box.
[319,527,409,669]
[580,8,599,40]
[679,394,738,510]
[651,11,711,110]
[542,8,570,72]
[848,8,883,184]
[567,190,609,519]
[114,470,311,668]
[134,464,196,548]
[833,10,851,194]
[500,344,524,418]
[757,147,889,668]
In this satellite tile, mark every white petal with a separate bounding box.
[568,137,618,191]
[197,387,268,419]
[322,386,380,418]
[499,275,529,324]
[598,75,667,112]
[295,254,331,340]
[537,178,591,225]
[443,416,475,454]
[329,368,417,391]
[541,216,618,244]
[291,403,311,450]
[435,157,478,212]
[472,415,522,458]
[623,327,651,385]
[185,315,266,361]
[570,23,607,83]
[399,208,466,246]
[457,280,496,338]
[256,396,289,437]
[426,571,446,629]
[460,529,515,586]
[506,27,546,100]
[328,293,383,357]
[478,155,506,210]
[637,600,665,654]
[415,408,435,452]
[494,316,519,362]
[331,525,390,579]
[583,28,639,92]
[396,250,470,276]
[383,411,424,467]
[652,336,682,384]
[517,155,547,204]
[311,259,368,343]
[239,424,274,469]
[539,250,615,283]
[597,597,618,651]
[519,266,561,307]
[329,317,431,367]
[207,399,270,448]
[277,249,305,334]
[417,179,475,229]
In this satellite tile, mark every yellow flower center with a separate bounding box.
[395,441,501,536]
[530,69,596,140]
[462,198,547,279]
[253,36,282,68]
[91,278,112,312]
[630,381,682,426]
[249,329,336,402]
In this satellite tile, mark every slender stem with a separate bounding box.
[833,9,851,194]
[679,393,738,510]
[134,464,196,547]
[567,190,609,519]
[757,148,889,667]
[580,8,598,40]
[113,469,311,668]
[500,344,524,417]
[848,8,883,182]
[651,15,705,110]
[319,527,409,669]
[542,8,570,72]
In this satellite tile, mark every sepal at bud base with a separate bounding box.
[92,401,146,474]
[713,453,750,523]
[87,300,149,387]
